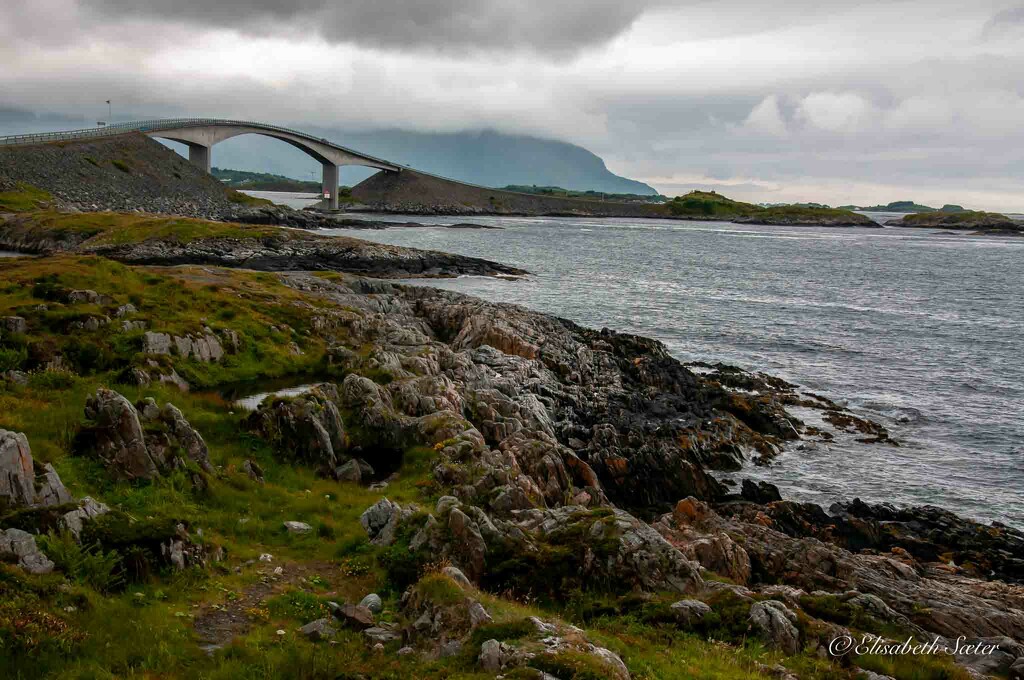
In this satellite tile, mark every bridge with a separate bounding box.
[0,118,404,209]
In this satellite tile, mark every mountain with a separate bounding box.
[207,128,659,196]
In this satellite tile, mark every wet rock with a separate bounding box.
[750,600,800,654]
[741,479,783,504]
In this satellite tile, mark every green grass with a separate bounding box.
[0,182,53,212]
[1,210,286,247]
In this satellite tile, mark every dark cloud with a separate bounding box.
[80,0,659,54]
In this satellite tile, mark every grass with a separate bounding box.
[0,182,53,212]
[1,210,286,247]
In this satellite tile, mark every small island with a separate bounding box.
[667,191,878,227]
[892,210,1023,233]
[838,200,967,213]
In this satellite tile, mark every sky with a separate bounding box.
[2,0,1024,210]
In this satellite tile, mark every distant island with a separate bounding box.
[666,191,877,226]
[892,210,1022,232]
[212,167,326,193]
[837,200,967,213]
[500,184,667,204]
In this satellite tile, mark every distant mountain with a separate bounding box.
[209,127,659,196]
[837,200,967,213]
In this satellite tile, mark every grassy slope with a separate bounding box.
[0,224,970,679]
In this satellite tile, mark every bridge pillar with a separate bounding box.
[322,162,339,210]
[188,144,211,173]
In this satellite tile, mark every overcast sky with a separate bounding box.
[3,0,1024,210]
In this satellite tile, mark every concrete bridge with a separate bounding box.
[0,118,403,209]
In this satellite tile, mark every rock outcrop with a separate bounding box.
[78,389,212,482]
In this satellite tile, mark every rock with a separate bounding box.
[953,637,1021,677]
[440,640,462,657]
[335,459,363,483]
[442,565,473,590]
[60,497,110,538]
[299,617,336,641]
[682,532,751,585]
[749,600,800,655]
[0,429,36,507]
[159,403,213,472]
[397,646,415,656]
[142,331,172,355]
[329,602,375,629]
[66,289,102,304]
[0,528,54,574]
[360,497,404,546]
[359,593,383,614]
[114,303,137,318]
[447,507,487,582]
[82,389,161,480]
[1009,657,1024,680]
[283,521,312,534]
[670,599,711,626]
[81,389,212,484]
[363,627,400,644]
[245,384,346,475]
[0,316,27,335]
[242,459,264,483]
[467,600,492,628]
[479,638,502,671]
[741,479,783,503]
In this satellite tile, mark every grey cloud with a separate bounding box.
[80,0,658,54]
[982,5,1024,38]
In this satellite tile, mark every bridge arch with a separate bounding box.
[0,118,403,209]
[141,120,402,209]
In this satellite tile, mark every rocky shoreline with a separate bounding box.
[0,211,526,279]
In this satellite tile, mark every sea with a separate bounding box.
[249,192,1024,527]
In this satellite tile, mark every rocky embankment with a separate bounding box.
[0,212,526,278]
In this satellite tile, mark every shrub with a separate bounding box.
[0,345,27,371]
[38,530,123,593]
[111,160,132,174]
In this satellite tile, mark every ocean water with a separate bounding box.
[308,213,1024,527]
